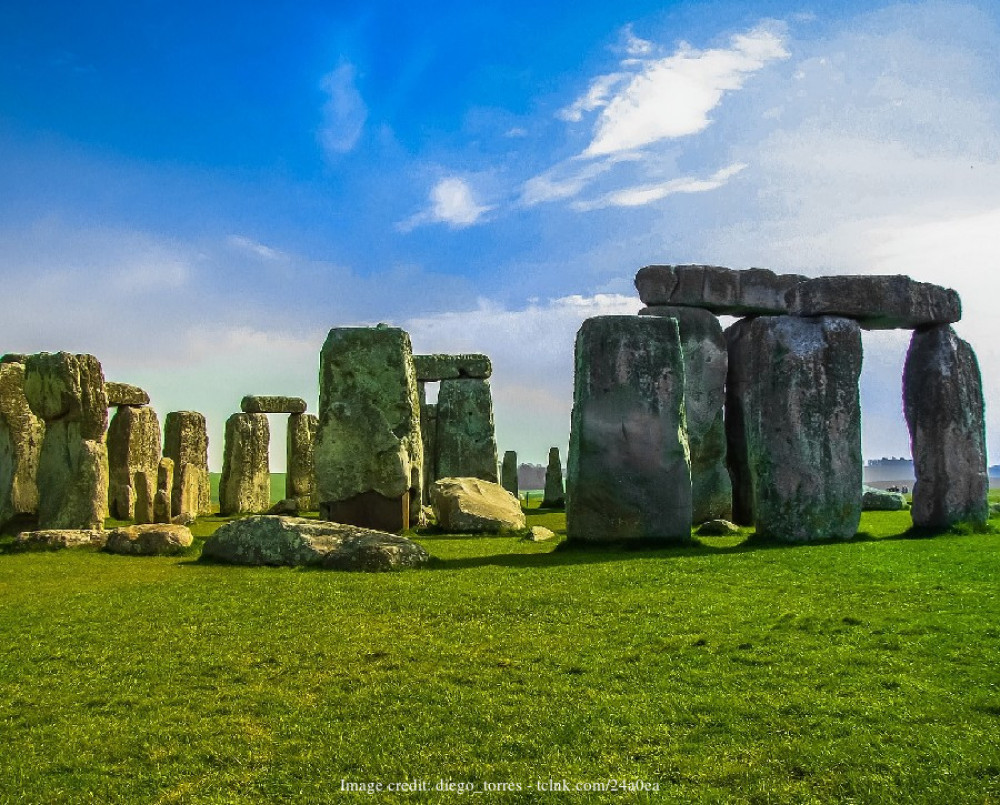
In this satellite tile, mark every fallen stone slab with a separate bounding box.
[862,486,908,511]
[15,529,106,550]
[431,477,526,533]
[526,526,556,542]
[696,519,741,536]
[786,275,961,330]
[200,516,429,571]
[413,354,492,381]
[106,382,150,407]
[635,265,806,315]
[240,395,307,415]
[104,524,193,556]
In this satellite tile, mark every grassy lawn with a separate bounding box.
[1,502,999,803]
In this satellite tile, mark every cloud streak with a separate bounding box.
[398,176,494,231]
[318,62,367,156]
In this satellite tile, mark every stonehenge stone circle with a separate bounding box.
[105,381,150,407]
[743,315,863,542]
[542,447,565,509]
[0,360,43,527]
[219,413,270,515]
[315,326,423,532]
[23,352,109,530]
[286,412,318,511]
[640,304,731,522]
[435,378,499,485]
[500,450,518,497]
[413,353,492,381]
[903,325,988,527]
[163,411,212,518]
[566,316,692,543]
[106,404,161,521]
[241,395,308,414]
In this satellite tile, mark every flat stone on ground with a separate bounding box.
[15,529,106,550]
[862,486,908,511]
[431,477,526,533]
[104,524,193,556]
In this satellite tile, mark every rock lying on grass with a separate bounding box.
[200,516,429,571]
[104,524,193,556]
[525,526,556,542]
[696,519,741,536]
[15,529,106,550]
[430,477,526,533]
[861,486,908,512]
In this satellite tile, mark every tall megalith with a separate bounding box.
[219,413,270,515]
[286,412,318,511]
[724,317,756,526]
[107,404,161,521]
[500,450,518,497]
[163,411,212,518]
[903,325,988,528]
[542,447,565,509]
[23,352,109,530]
[316,326,423,532]
[436,378,499,484]
[0,360,44,527]
[745,316,863,542]
[566,316,692,543]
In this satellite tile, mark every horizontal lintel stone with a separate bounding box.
[241,395,307,414]
[413,354,492,381]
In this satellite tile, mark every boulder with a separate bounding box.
[430,477,526,532]
[861,486,908,511]
[315,325,423,532]
[163,411,211,517]
[106,405,160,521]
[219,413,270,515]
[641,305,732,521]
[285,412,318,511]
[696,519,741,536]
[201,515,429,571]
[526,526,556,542]
[745,316,863,542]
[566,316,692,543]
[724,317,755,526]
[541,447,565,508]
[413,354,492,381]
[435,378,499,484]
[500,450,519,496]
[0,361,44,526]
[786,275,961,330]
[15,528,106,550]
[903,325,988,528]
[240,395,308,415]
[104,523,193,556]
[266,497,300,516]
[635,265,806,316]
[105,382,150,407]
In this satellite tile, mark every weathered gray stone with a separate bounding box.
[724,317,755,526]
[106,382,150,407]
[316,326,423,532]
[1,354,27,365]
[219,413,270,516]
[286,413,318,511]
[436,379,499,484]
[241,395,307,415]
[542,447,565,509]
[201,515,430,571]
[15,528,106,550]
[133,470,154,525]
[566,316,692,543]
[154,457,174,524]
[527,526,556,542]
[0,362,44,526]
[430,477,526,532]
[862,486,908,511]
[745,316,863,542]
[163,411,211,518]
[104,523,192,556]
[635,265,807,315]
[413,354,492,381]
[903,325,988,528]
[419,386,438,503]
[23,353,108,529]
[787,275,961,330]
[500,450,519,497]
[640,305,732,521]
[266,497,300,516]
[696,519,741,536]
[106,405,160,521]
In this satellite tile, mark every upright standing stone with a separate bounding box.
[745,316,863,542]
[419,385,438,503]
[724,317,756,526]
[315,326,423,532]
[219,413,270,515]
[23,353,109,530]
[566,316,692,543]
[106,405,161,521]
[154,457,174,524]
[903,325,988,528]
[286,413,318,511]
[542,447,565,508]
[500,450,519,497]
[436,379,499,484]
[640,305,732,522]
[0,360,44,527]
[163,411,212,518]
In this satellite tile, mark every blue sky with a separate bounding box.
[2,0,999,470]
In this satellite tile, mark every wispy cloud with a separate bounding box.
[318,61,367,156]
[398,176,494,231]
[226,235,286,261]
[571,162,746,211]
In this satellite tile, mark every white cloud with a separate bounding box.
[318,62,367,156]
[558,72,629,123]
[227,235,286,261]
[572,162,746,211]
[399,176,493,231]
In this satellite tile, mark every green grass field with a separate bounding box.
[1,501,998,803]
